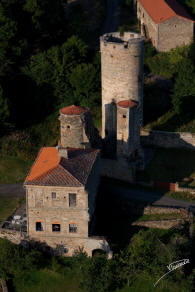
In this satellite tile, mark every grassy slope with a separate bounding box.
[138,148,195,183]
[116,275,191,292]
[0,196,25,224]
[0,156,32,184]
[136,213,182,222]
[145,110,195,133]
[13,269,83,292]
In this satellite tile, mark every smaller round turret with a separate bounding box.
[59,105,101,150]
[117,99,141,159]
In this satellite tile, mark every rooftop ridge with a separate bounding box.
[139,0,194,24]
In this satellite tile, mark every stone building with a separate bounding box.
[100,32,144,181]
[24,31,146,254]
[136,0,194,52]
[24,105,111,257]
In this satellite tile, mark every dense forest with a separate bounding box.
[0,225,194,292]
[0,0,105,160]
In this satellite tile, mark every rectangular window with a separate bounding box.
[51,192,56,199]
[36,222,43,231]
[69,193,76,207]
[69,224,77,233]
[52,224,60,232]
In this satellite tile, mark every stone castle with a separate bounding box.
[24,32,145,256]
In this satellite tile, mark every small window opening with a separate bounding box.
[69,193,77,207]
[52,224,60,232]
[51,192,56,199]
[67,125,70,129]
[36,222,43,231]
[69,224,77,233]
[123,115,126,118]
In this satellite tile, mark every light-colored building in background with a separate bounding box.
[136,0,194,51]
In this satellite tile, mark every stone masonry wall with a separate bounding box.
[141,129,195,149]
[137,1,158,47]
[59,111,101,149]
[86,154,101,234]
[124,202,189,216]
[59,113,87,149]
[26,185,89,240]
[132,218,186,229]
[101,157,135,183]
[158,16,194,52]
[0,228,25,245]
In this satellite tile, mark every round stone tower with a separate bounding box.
[59,105,101,150]
[100,32,144,140]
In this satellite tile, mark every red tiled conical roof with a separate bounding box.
[60,105,88,115]
[117,100,138,108]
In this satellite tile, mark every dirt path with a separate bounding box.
[0,183,25,197]
[101,0,119,34]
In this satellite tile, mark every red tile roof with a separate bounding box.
[117,100,138,108]
[24,147,100,187]
[139,0,194,23]
[60,105,88,115]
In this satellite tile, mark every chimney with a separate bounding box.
[58,147,69,159]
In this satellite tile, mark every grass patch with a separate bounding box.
[145,109,195,133]
[166,191,195,203]
[13,269,83,292]
[115,273,191,292]
[0,196,25,224]
[136,213,182,222]
[138,148,195,183]
[0,155,32,184]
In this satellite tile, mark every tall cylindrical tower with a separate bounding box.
[100,32,144,141]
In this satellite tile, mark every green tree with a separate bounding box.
[22,36,88,108]
[0,239,42,280]
[172,58,195,113]
[69,63,99,107]
[0,85,9,123]
[23,0,66,33]
[79,255,121,292]
[0,2,17,75]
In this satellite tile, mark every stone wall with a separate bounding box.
[132,218,186,229]
[124,202,189,216]
[0,228,25,244]
[141,129,195,149]
[59,110,101,149]
[0,228,112,258]
[26,185,89,239]
[158,16,194,52]
[101,157,136,183]
[86,155,101,233]
[137,1,158,47]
